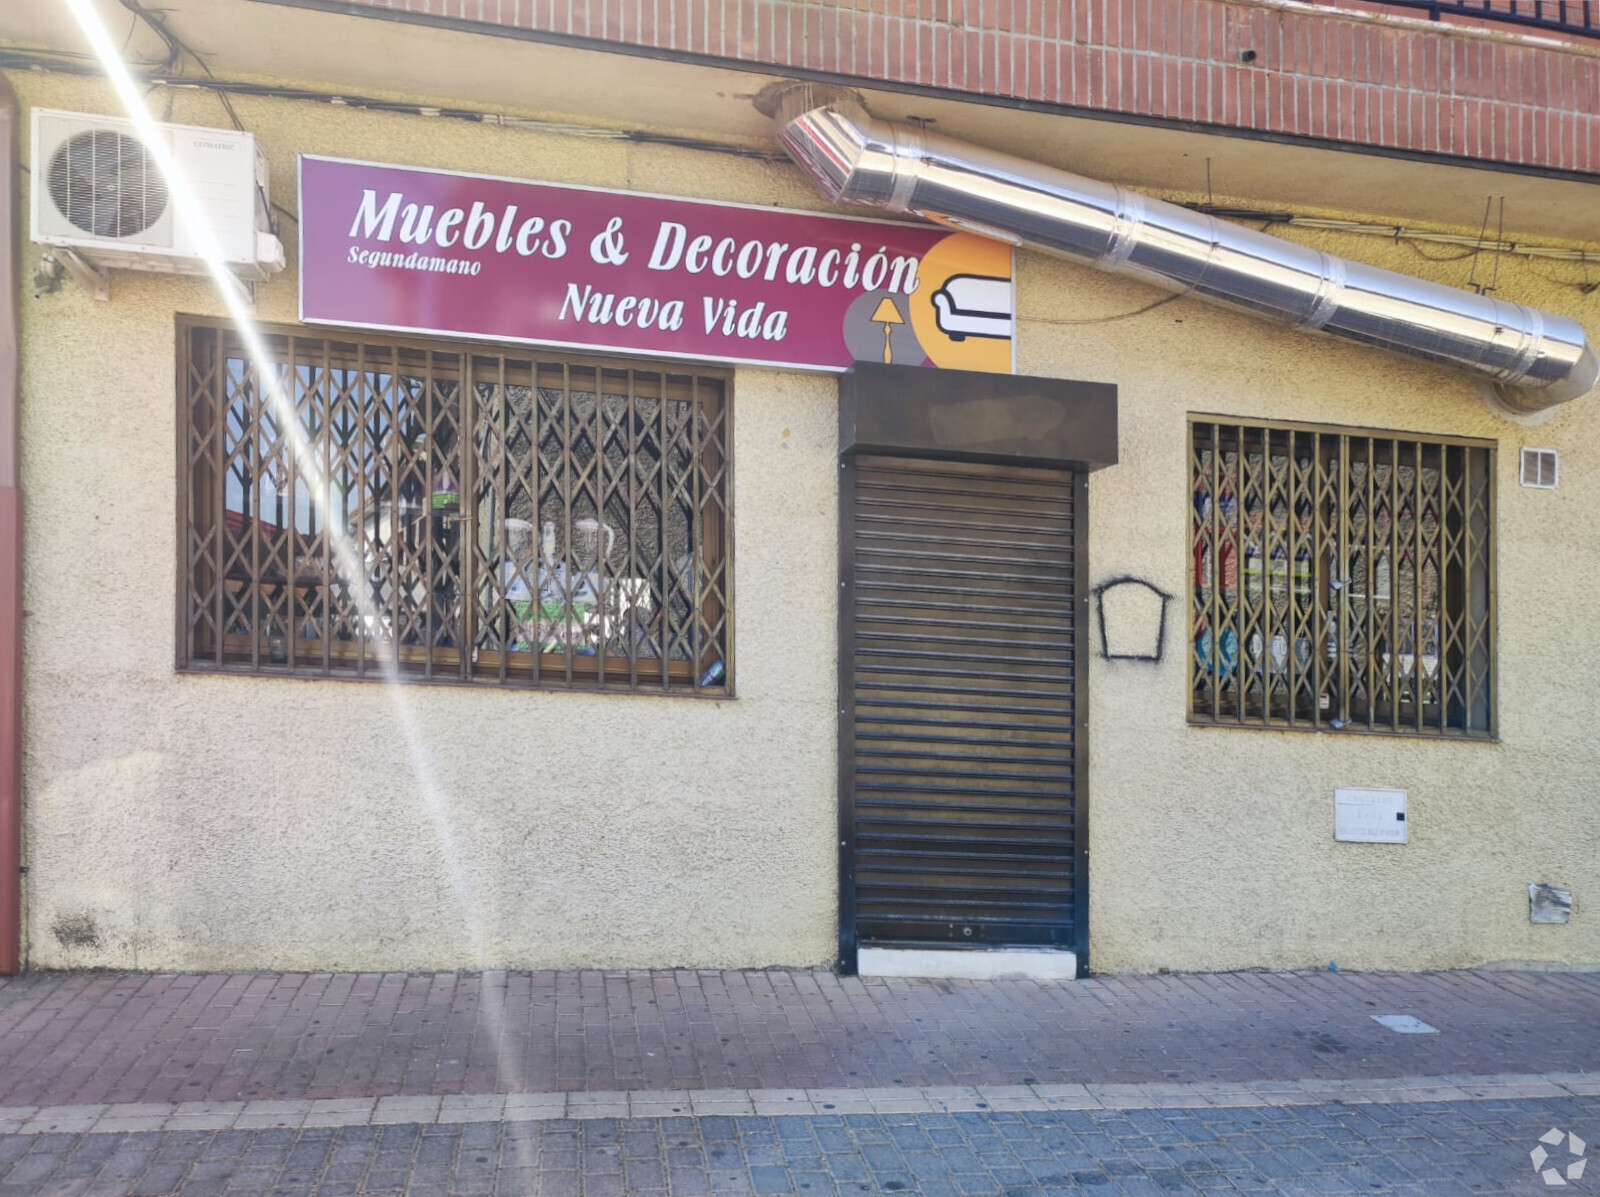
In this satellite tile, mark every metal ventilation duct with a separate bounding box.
[771,91,1597,414]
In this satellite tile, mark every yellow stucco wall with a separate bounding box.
[11,66,1600,973]
[1021,230,1600,973]
[14,72,843,971]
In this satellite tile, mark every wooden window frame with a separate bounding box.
[1187,415,1494,739]
[177,316,733,695]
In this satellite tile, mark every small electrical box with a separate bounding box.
[1335,787,1408,844]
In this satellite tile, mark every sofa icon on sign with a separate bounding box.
[931,274,1013,341]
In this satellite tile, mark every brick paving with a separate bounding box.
[0,969,1597,1107]
[2,1099,1596,1195]
[1,968,1597,1194]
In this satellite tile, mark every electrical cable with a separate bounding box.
[1286,216,1600,264]
[119,0,270,233]
[1027,294,1182,325]
[0,48,775,161]
[1394,239,1480,264]
[1467,195,1494,293]
[115,0,180,72]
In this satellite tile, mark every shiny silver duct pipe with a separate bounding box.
[772,92,1597,415]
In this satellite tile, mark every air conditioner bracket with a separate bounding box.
[52,248,110,302]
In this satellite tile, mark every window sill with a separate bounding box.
[175,661,734,700]
[1185,717,1495,744]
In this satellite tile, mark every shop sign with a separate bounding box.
[298,156,1014,373]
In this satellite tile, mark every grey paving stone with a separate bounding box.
[581,1172,625,1197]
[785,1170,832,1193]
[127,1161,191,1194]
[3,1153,62,1185]
[533,1168,580,1196]
[4,968,1598,1106]
[178,1180,230,1197]
[0,968,1596,1195]
[414,1135,457,1164]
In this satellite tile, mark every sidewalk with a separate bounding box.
[0,967,1596,1195]
[1,968,1597,1106]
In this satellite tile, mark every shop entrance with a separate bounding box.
[835,365,1113,978]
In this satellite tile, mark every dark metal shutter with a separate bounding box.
[841,454,1084,954]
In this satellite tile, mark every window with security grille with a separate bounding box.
[1189,418,1493,737]
[179,317,731,693]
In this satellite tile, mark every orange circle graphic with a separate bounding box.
[909,233,1015,374]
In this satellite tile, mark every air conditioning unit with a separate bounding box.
[30,108,285,282]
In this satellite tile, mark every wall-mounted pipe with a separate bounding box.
[0,71,23,975]
[771,90,1597,415]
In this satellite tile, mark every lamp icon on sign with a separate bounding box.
[870,296,905,363]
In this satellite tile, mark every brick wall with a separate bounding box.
[323,0,1600,176]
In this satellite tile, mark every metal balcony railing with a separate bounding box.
[1338,0,1600,38]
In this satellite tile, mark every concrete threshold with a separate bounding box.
[857,946,1079,981]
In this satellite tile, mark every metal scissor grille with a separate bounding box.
[1189,418,1493,737]
[179,318,731,693]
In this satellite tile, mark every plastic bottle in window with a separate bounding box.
[1219,536,1237,600]
[1293,544,1313,610]
[1396,625,1416,683]
[503,561,533,653]
[1194,465,1214,599]
[1268,544,1289,608]
[1325,544,1342,680]
[1218,626,1238,675]
[1243,540,1263,605]
[1218,471,1238,526]
[537,520,562,652]
[1420,616,1440,684]
[1318,611,1336,711]
[267,619,288,665]
[1294,476,1314,534]
[432,467,459,514]
[1241,491,1263,604]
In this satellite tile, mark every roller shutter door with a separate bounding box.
[841,455,1082,952]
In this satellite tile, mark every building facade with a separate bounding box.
[1,0,1597,976]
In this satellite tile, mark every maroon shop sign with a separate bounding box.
[298,156,1015,373]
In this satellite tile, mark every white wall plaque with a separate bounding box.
[1335,787,1408,843]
